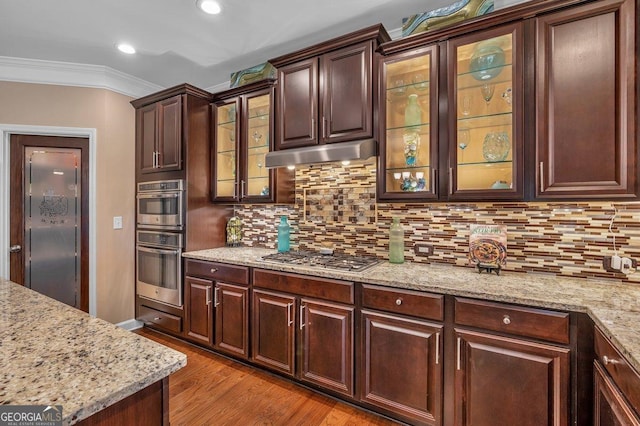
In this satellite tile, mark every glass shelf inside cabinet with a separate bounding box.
[384,53,433,195]
[455,33,514,192]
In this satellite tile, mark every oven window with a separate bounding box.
[137,248,179,290]
[139,197,179,216]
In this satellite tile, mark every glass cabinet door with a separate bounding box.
[379,45,438,200]
[243,92,271,199]
[214,100,239,200]
[449,23,523,199]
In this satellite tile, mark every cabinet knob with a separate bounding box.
[153,317,161,321]
[395,298,402,306]
[602,355,620,366]
[502,315,511,325]
[210,268,218,273]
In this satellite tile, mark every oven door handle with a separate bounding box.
[137,246,181,256]
[136,193,180,199]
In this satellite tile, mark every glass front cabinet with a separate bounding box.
[212,80,293,204]
[378,23,523,201]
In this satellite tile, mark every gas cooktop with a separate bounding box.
[260,251,380,273]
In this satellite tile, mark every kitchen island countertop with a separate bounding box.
[184,247,640,373]
[0,279,186,425]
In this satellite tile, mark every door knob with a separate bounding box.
[9,245,21,253]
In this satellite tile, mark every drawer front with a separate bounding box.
[139,305,182,334]
[454,297,570,344]
[594,327,640,414]
[185,259,249,285]
[361,284,443,321]
[253,269,354,304]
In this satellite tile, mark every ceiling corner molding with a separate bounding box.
[0,56,164,98]
[205,81,231,94]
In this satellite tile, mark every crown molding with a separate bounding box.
[0,56,164,98]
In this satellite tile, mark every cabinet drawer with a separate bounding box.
[185,259,249,285]
[139,305,182,334]
[594,327,640,414]
[361,284,443,321]
[253,269,354,304]
[454,297,569,344]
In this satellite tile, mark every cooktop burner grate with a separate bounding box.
[261,251,379,272]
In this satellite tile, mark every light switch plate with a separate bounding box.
[113,216,123,230]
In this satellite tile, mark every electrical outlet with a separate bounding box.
[414,244,434,257]
[603,256,637,273]
[113,216,123,230]
[257,236,267,243]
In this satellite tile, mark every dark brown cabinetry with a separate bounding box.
[270,24,390,150]
[452,298,571,426]
[251,269,355,397]
[594,327,640,425]
[535,0,637,199]
[184,259,250,358]
[360,286,444,425]
[137,95,182,175]
[211,80,293,203]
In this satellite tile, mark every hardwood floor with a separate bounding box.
[136,328,401,426]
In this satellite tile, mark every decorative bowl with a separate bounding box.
[482,132,510,162]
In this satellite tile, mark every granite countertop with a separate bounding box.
[184,247,640,373]
[0,279,186,425]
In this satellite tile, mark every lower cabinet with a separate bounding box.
[360,310,442,425]
[214,282,249,358]
[184,276,213,345]
[251,269,355,397]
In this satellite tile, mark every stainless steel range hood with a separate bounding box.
[265,139,377,168]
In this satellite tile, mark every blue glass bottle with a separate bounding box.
[277,216,290,253]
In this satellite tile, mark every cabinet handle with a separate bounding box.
[602,355,621,366]
[435,332,440,365]
[322,116,327,139]
[311,118,315,139]
[449,167,453,195]
[300,304,306,330]
[214,287,220,307]
[241,180,246,198]
[154,317,162,321]
[395,298,402,306]
[502,315,511,325]
[156,151,161,167]
[431,169,437,193]
[456,337,462,370]
[233,181,238,198]
[539,162,544,193]
[206,287,211,305]
[287,303,293,327]
[210,268,218,273]
[152,151,157,168]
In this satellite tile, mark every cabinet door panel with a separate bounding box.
[139,104,157,174]
[215,282,248,358]
[536,0,636,198]
[594,361,640,426]
[276,58,318,149]
[251,289,296,376]
[158,95,182,171]
[321,41,372,143]
[185,276,213,345]
[361,310,442,425]
[300,299,354,397]
[454,329,569,426]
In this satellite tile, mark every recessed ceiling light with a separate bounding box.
[117,43,136,54]
[197,0,221,14]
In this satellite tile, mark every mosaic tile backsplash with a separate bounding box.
[234,161,640,284]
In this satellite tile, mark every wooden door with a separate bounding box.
[535,0,636,198]
[275,58,318,149]
[360,310,442,425]
[9,134,89,312]
[185,276,213,345]
[594,361,640,426]
[157,95,182,172]
[320,41,373,144]
[299,299,354,397]
[454,329,570,426]
[214,282,249,359]
[138,103,157,174]
[251,289,296,376]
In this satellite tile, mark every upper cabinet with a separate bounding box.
[211,80,294,204]
[378,23,523,201]
[535,0,636,199]
[270,24,391,150]
[132,84,213,183]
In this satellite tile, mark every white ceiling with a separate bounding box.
[0,0,453,92]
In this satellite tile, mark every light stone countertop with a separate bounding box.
[0,279,186,425]
[184,247,640,373]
